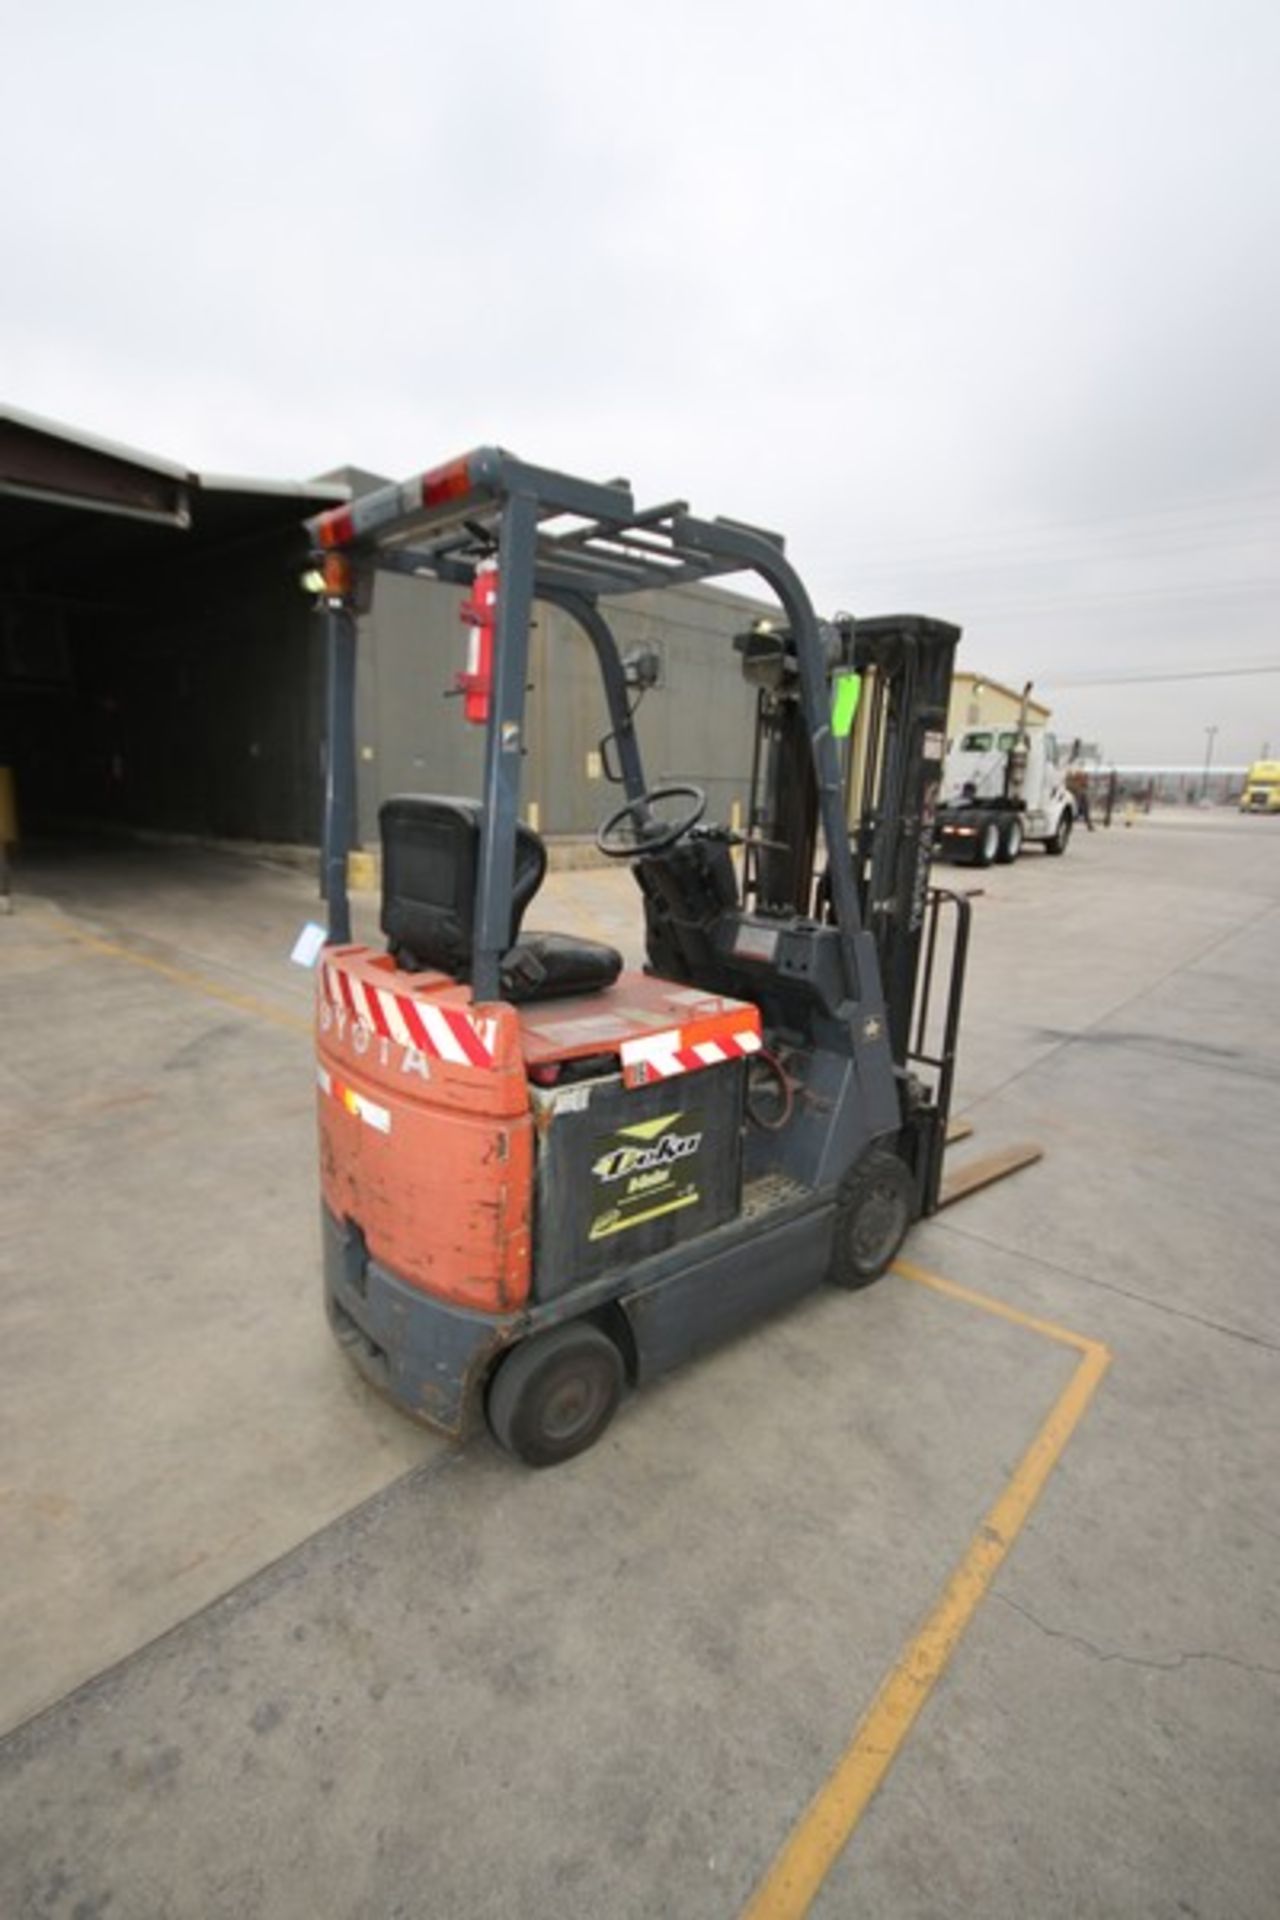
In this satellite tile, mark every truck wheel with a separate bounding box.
[972,821,1000,868]
[830,1148,916,1290]
[996,817,1023,864]
[486,1322,624,1467]
[1045,810,1073,856]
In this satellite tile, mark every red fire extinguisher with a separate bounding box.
[457,569,497,726]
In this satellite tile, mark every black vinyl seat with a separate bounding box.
[379,796,622,1003]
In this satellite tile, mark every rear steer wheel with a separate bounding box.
[996,816,1024,863]
[1045,810,1074,856]
[971,820,1001,868]
[486,1322,624,1467]
[830,1148,916,1290]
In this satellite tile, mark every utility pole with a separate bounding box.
[1201,724,1218,803]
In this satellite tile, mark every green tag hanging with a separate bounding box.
[831,670,862,739]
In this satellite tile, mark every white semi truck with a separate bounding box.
[936,686,1076,865]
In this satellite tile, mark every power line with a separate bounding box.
[973,577,1279,613]
[1039,662,1280,689]
[851,521,1280,582]
[836,483,1280,571]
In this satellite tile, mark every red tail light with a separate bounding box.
[315,505,355,550]
[421,457,472,510]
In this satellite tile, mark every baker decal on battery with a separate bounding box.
[587,1110,704,1241]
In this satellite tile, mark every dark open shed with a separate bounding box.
[0,406,347,844]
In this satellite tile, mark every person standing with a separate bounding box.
[1066,766,1095,830]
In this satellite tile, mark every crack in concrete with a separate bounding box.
[995,1593,1280,1681]
[935,1215,1280,1355]
[1031,1027,1280,1089]
[957,896,1280,1119]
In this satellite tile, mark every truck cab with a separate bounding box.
[1239,761,1280,813]
[938,720,1074,865]
[943,725,1060,807]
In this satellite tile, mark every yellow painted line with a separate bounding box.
[893,1256,1101,1355]
[742,1263,1111,1920]
[46,918,310,1036]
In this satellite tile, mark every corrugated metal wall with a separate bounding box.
[354,574,768,844]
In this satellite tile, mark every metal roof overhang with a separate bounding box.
[0,406,348,595]
[1,405,193,532]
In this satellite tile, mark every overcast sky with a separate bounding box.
[5,0,1279,764]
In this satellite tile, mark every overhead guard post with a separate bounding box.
[536,585,647,803]
[321,597,358,944]
[471,491,539,1002]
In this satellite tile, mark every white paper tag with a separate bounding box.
[290,921,328,968]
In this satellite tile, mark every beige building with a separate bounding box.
[948,672,1051,742]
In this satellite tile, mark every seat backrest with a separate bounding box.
[380,795,546,977]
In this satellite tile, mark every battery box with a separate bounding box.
[530,1062,745,1300]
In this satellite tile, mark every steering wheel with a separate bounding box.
[595,783,707,859]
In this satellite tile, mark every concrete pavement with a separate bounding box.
[1,810,1277,1917]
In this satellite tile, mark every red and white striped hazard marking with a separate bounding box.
[317,1064,391,1133]
[620,1012,762,1088]
[319,959,497,1069]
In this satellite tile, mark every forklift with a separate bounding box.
[308,450,974,1466]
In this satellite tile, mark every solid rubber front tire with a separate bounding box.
[830,1148,916,1290]
[486,1322,624,1467]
